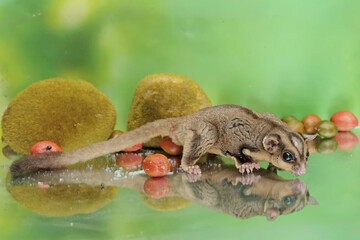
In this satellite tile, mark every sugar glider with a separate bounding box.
[10,104,315,177]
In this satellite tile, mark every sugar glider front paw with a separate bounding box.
[239,162,261,174]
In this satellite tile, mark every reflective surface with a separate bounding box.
[1,139,360,240]
[6,152,317,221]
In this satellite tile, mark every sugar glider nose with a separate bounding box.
[292,179,307,194]
[295,169,306,176]
[294,165,306,176]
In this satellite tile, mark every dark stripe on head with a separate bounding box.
[290,133,305,160]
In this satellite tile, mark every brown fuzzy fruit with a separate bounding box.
[1,78,117,155]
[127,73,212,147]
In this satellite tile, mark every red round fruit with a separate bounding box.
[144,177,171,199]
[143,154,170,177]
[333,132,359,151]
[30,141,62,155]
[331,111,358,131]
[169,156,181,173]
[109,131,143,152]
[119,132,143,152]
[302,114,322,134]
[159,137,183,155]
[116,153,144,170]
[122,143,143,152]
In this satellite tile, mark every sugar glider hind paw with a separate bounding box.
[239,162,261,174]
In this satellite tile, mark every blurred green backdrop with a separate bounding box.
[1,0,360,131]
[1,0,360,240]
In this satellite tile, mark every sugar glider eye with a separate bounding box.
[282,152,295,163]
[282,195,296,207]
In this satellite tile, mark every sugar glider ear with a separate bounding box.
[263,134,280,153]
[306,196,319,206]
[302,134,318,142]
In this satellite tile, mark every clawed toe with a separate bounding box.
[232,174,261,186]
[239,162,260,174]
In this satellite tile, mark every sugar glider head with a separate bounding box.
[262,130,317,176]
[263,178,319,221]
[243,128,317,176]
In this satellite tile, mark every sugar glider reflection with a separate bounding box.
[180,167,319,221]
[10,162,318,221]
[10,104,316,177]
[9,158,318,221]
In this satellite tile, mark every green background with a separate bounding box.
[0,0,359,239]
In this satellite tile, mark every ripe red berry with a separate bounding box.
[159,137,183,155]
[331,111,358,131]
[302,114,322,134]
[333,132,359,150]
[144,177,171,199]
[116,153,143,171]
[30,141,62,155]
[109,131,143,152]
[143,154,170,177]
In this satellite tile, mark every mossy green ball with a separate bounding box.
[1,78,117,155]
[127,73,212,147]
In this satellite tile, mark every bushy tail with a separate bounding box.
[10,118,177,177]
